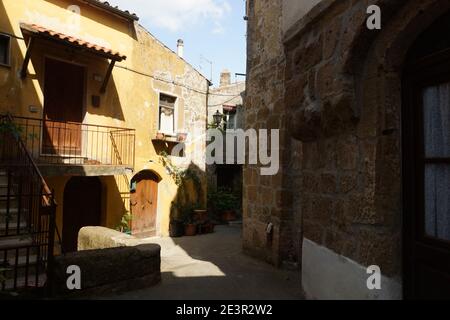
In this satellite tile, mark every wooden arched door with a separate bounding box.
[130,171,160,236]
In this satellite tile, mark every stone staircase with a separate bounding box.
[0,170,46,291]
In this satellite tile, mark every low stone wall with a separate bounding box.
[52,227,161,298]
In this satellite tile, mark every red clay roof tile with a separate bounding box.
[20,23,127,61]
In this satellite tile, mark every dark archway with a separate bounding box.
[63,177,102,253]
[130,170,161,237]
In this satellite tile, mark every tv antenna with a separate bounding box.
[200,55,213,83]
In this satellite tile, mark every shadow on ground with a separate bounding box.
[100,226,303,300]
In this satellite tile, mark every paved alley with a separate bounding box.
[101,226,303,300]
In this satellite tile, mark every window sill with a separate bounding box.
[152,133,185,144]
[0,62,11,69]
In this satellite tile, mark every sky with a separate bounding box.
[108,0,247,86]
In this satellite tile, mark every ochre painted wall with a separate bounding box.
[0,0,208,238]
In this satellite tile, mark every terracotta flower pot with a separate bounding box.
[156,132,165,140]
[221,210,237,222]
[177,132,188,142]
[170,221,184,237]
[184,224,197,236]
[193,210,208,223]
[204,222,215,234]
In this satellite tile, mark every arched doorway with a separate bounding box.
[130,171,161,237]
[403,11,450,299]
[63,177,102,253]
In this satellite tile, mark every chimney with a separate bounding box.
[177,39,184,58]
[220,69,231,87]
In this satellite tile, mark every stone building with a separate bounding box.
[207,70,245,205]
[244,0,450,299]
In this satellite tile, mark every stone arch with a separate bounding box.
[287,0,450,141]
[131,169,162,185]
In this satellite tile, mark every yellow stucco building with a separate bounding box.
[0,0,209,253]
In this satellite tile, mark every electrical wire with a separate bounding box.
[116,65,244,97]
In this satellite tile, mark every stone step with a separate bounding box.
[5,254,38,267]
[0,221,29,236]
[1,255,41,279]
[0,207,26,215]
[2,273,47,291]
[0,185,17,197]
[0,236,33,251]
[0,214,26,224]
[0,198,19,211]
[0,243,38,261]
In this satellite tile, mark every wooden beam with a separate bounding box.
[100,60,116,94]
[20,37,35,79]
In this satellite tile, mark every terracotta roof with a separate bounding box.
[79,0,139,21]
[20,23,127,61]
[223,105,237,112]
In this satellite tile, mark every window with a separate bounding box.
[0,34,10,66]
[159,94,176,134]
[422,83,450,241]
[226,112,237,130]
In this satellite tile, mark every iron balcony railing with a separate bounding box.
[10,116,136,169]
[0,114,58,294]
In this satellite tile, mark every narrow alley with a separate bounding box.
[101,226,303,300]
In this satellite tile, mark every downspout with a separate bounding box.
[205,79,212,206]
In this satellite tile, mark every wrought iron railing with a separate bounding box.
[0,114,57,294]
[10,116,136,169]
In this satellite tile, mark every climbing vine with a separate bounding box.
[158,151,203,204]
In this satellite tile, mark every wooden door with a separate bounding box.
[63,177,102,253]
[43,58,84,155]
[403,57,450,299]
[130,172,159,236]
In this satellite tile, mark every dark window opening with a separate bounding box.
[0,34,11,66]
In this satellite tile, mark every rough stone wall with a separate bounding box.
[284,0,450,279]
[245,0,450,283]
[243,0,297,266]
[208,81,245,124]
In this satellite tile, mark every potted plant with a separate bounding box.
[170,202,186,237]
[177,132,188,142]
[183,204,197,236]
[172,202,198,237]
[193,209,208,223]
[156,131,165,140]
[209,188,239,222]
[116,211,133,235]
[202,221,215,234]
[184,219,197,236]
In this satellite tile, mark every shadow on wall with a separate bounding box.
[29,39,126,122]
[0,3,40,115]
[168,161,207,225]
[0,1,127,122]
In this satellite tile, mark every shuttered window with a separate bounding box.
[159,94,177,134]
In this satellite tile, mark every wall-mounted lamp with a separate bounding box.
[213,110,223,127]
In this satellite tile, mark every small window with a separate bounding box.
[159,94,177,134]
[226,113,237,130]
[0,34,11,66]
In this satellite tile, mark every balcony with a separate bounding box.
[11,116,135,177]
